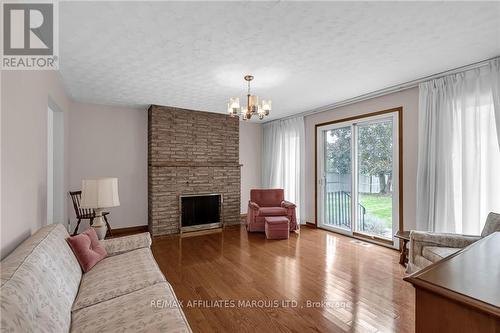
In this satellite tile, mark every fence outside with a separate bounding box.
[326,173,391,194]
[325,191,366,229]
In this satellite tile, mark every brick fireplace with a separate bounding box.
[148,105,241,236]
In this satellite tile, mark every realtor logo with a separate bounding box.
[2,2,58,69]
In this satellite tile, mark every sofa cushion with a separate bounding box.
[422,246,460,263]
[67,228,107,272]
[264,216,289,224]
[410,255,433,274]
[71,282,191,333]
[72,247,165,311]
[0,224,81,333]
[259,207,287,216]
[101,232,152,256]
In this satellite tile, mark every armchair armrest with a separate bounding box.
[248,201,260,210]
[281,200,296,209]
[407,231,480,272]
[100,232,152,256]
[281,200,298,231]
[410,231,480,248]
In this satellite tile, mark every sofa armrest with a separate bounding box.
[281,200,296,209]
[100,232,152,256]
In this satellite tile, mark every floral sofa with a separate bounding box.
[0,224,191,332]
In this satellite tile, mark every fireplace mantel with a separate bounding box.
[150,162,243,167]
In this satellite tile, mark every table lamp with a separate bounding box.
[80,177,120,240]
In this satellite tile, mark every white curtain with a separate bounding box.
[416,58,500,234]
[262,116,305,224]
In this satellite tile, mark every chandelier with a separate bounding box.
[227,75,272,120]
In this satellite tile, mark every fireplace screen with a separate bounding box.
[180,194,222,232]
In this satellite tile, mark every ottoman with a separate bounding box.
[264,216,290,240]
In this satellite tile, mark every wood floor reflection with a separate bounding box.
[152,225,414,333]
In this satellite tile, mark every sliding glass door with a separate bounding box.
[321,125,353,233]
[317,111,399,247]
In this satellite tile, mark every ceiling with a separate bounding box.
[59,1,500,120]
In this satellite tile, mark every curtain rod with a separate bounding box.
[264,56,499,123]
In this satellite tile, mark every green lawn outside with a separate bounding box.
[323,192,392,237]
[359,194,392,227]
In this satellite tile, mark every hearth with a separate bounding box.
[180,194,222,233]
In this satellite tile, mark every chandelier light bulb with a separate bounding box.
[227,97,241,117]
[230,97,240,109]
[262,99,272,112]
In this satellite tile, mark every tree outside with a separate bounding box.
[326,122,393,194]
[326,127,351,175]
[357,122,393,194]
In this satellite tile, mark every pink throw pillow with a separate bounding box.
[67,228,107,272]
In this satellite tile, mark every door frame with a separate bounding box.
[314,107,403,248]
[316,119,355,237]
[47,103,65,225]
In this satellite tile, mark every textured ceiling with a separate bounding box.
[59,1,500,119]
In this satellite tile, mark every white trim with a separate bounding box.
[316,123,354,235]
[351,122,358,237]
[392,112,400,249]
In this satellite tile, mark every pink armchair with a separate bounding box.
[246,189,298,232]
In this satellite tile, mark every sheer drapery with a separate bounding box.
[262,116,305,224]
[416,58,500,234]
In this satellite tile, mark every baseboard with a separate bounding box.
[305,222,317,228]
[110,225,148,237]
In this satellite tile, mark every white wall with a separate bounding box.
[68,102,147,230]
[304,87,419,231]
[239,122,262,213]
[1,70,72,259]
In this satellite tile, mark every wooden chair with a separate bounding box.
[69,191,112,237]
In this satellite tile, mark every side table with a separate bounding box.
[394,230,411,266]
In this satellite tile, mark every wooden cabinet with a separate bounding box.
[405,232,500,333]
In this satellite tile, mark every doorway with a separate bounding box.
[47,105,64,224]
[316,109,401,247]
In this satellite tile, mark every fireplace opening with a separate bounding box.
[180,194,222,232]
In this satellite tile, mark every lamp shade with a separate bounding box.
[80,177,120,208]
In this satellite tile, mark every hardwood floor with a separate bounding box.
[152,225,415,333]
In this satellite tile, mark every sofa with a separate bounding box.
[0,224,191,332]
[407,212,500,273]
[246,189,298,232]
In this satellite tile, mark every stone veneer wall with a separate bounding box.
[148,105,241,236]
